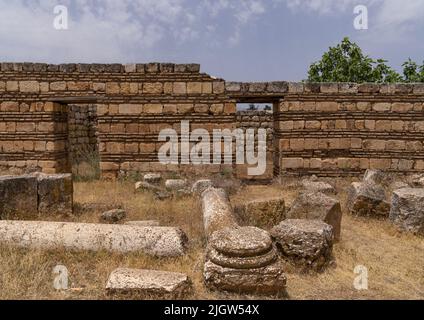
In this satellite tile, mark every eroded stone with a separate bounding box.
[286,192,342,241]
[390,188,424,235]
[271,219,334,271]
[106,268,192,298]
[347,182,390,217]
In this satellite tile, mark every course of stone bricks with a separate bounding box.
[1,62,424,179]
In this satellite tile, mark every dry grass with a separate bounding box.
[0,179,422,300]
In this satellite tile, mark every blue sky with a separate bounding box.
[0,0,423,81]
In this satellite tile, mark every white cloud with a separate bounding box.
[0,0,422,62]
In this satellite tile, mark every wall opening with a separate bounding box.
[67,104,100,180]
[235,102,276,182]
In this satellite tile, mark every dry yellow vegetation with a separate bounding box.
[0,179,422,300]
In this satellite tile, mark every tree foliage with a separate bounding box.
[307,37,423,83]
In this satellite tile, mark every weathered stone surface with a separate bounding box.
[0,221,188,257]
[101,209,126,223]
[301,180,336,194]
[106,268,191,298]
[143,173,162,184]
[235,198,285,229]
[347,182,390,217]
[207,246,277,269]
[210,226,273,258]
[286,192,342,241]
[125,220,160,227]
[363,169,387,185]
[36,173,73,215]
[410,174,424,188]
[135,181,162,192]
[165,179,187,191]
[271,219,334,271]
[0,175,38,219]
[390,188,424,235]
[202,188,238,236]
[154,191,172,201]
[191,179,214,195]
[204,260,286,295]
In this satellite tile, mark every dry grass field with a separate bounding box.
[0,178,423,300]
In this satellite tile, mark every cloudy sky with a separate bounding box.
[0,0,423,81]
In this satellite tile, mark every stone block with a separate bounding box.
[390,188,424,235]
[106,268,192,298]
[36,173,73,215]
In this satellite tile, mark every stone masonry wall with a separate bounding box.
[1,63,424,178]
[68,104,99,177]
[236,110,274,180]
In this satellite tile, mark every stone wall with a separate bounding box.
[1,63,424,178]
[68,104,99,177]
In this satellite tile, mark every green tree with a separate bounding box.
[402,58,424,82]
[307,37,402,83]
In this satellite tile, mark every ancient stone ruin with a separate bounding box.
[1,63,424,180]
[1,62,424,298]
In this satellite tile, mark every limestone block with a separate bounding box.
[101,209,127,223]
[271,219,334,271]
[0,221,188,257]
[301,180,336,194]
[191,179,214,195]
[390,188,424,235]
[0,175,38,219]
[235,197,285,229]
[36,173,73,215]
[106,268,191,298]
[165,179,187,191]
[346,182,390,217]
[286,192,342,241]
[143,173,162,184]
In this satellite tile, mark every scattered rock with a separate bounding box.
[346,182,390,217]
[410,174,424,188]
[192,179,214,195]
[154,191,172,201]
[125,220,160,227]
[0,175,38,219]
[271,219,334,271]
[135,181,162,192]
[390,181,410,191]
[101,209,127,223]
[235,197,285,229]
[286,192,342,241]
[0,221,188,257]
[176,189,192,197]
[106,268,192,298]
[390,188,424,235]
[143,173,162,185]
[36,173,73,216]
[363,169,387,185]
[301,180,336,194]
[165,179,187,191]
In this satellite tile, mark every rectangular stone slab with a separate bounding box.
[106,268,191,298]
